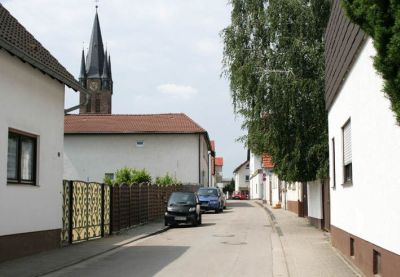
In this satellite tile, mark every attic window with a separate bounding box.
[136,140,144,147]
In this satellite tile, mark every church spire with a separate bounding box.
[79,48,87,82]
[86,9,105,78]
[101,50,109,79]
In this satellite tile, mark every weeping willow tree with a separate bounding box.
[222,0,330,182]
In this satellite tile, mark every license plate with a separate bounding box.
[175,216,186,221]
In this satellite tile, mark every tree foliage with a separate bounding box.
[222,0,330,182]
[342,0,400,124]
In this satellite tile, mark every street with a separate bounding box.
[47,200,272,277]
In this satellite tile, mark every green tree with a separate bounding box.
[222,0,330,182]
[223,178,235,194]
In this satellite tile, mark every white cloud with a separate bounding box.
[157,84,198,99]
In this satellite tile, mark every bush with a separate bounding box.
[115,166,133,184]
[112,167,152,185]
[131,169,152,184]
[156,173,176,186]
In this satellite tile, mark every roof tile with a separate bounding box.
[262,154,274,168]
[64,113,207,134]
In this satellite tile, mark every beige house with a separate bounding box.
[64,114,211,185]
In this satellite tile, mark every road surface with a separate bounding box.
[48,200,273,277]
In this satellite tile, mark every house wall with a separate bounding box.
[234,163,249,192]
[283,181,300,214]
[0,50,64,260]
[199,135,209,186]
[307,180,322,228]
[249,153,263,199]
[64,133,208,185]
[328,39,400,274]
[266,172,280,206]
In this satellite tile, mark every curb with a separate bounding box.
[37,225,170,277]
[255,201,290,277]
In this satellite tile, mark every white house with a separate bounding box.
[64,114,211,185]
[233,160,249,194]
[249,152,263,199]
[325,1,400,275]
[0,4,87,262]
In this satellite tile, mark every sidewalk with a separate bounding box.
[258,202,361,277]
[0,221,168,277]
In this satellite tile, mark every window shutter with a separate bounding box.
[343,121,352,165]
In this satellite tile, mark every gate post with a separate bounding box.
[68,181,73,245]
[101,183,105,237]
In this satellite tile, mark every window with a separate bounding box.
[7,130,37,185]
[245,175,249,182]
[105,173,114,180]
[245,163,249,169]
[342,120,352,183]
[373,250,381,275]
[350,238,355,258]
[136,140,144,147]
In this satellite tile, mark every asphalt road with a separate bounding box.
[48,200,273,277]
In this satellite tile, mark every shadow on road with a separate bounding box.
[50,246,189,277]
[172,223,216,229]
[227,202,253,208]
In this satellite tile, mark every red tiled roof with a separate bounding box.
[65,113,207,134]
[262,153,274,168]
[215,157,223,166]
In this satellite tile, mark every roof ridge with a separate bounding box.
[65,113,187,117]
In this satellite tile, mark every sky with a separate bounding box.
[2,0,247,178]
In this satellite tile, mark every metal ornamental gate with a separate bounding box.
[62,181,111,244]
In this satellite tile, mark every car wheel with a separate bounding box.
[192,216,198,227]
[198,213,202,225]
[164,218,168,226]
[214,209,219,214]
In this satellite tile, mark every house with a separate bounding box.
[262,154,281,208]
[64,114,211,185]
[0,4,87,262]
[233,160,249,194]
[209,140,216,186]
[249,152,263,199]
[325,1,400,275]
[214,157,223,185]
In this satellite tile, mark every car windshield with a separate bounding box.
[198,188,218,196]
[168,192,196,206]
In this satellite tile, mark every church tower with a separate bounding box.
[79,9,113,114]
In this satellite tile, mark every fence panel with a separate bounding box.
[62,181,110,245]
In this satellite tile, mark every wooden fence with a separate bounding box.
[110,183,182,233]
[62,181,201,243]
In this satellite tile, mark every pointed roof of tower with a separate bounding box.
[86,10,104,78]
[107,54,112,79]
[101,50,109,78]
[79,48,86,79]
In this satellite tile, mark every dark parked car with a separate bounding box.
[198,187,224,213]
[164,192,202,227]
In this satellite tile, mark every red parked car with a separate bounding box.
[232,191,248,200]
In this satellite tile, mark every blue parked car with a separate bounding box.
[197,187,224,213]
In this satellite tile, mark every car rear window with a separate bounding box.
[168,192,196,205]
[198,188,218,196]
